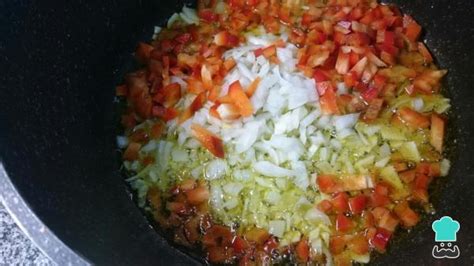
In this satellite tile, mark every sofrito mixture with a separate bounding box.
[116,0,451,265]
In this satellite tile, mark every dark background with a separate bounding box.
[1,0,473,265]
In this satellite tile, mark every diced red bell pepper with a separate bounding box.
[338,94,353,110]
[413,188,429,203]
[208,84,221,102]
[383,30,395,47]
[263,237,279,254]
[199,9,219,23]
[129,87,153,119]
[223,58,236,71]
[216,103,240,120]
[262,45,277,58]
[316,81,332,96]
[317,174,340,194]
[390,110,404,124]
[378,211,399,232]
[418,42,433,63]
[152,106,178,121]
[348,52,360,67]
[416,162,441,177]
[317,199,333,213]
[414,173,432,191]
[201,64,213,90]
[289,28,306,47]
[332,192,349,213]
[380,43,399,56]
[349,195,368,215]
[232,236,249,254]
[175,33,192,44]
[399,169,416,184]
[214,31,239,47]
[430,113,445,153]
[187,78,205,94]
[394,201,420,227]
[430,162,442,177]
[335,51,350,75]
[191,124,225,158]
[350,57,368,78]
[373,74,387,89]
[349,7,364,20]
[262,15,280,33]
[371,19,388,31]
[228,81,253,117]
[185,186,210,205]
[160,82,181,108]
[203,225,233,247]
[398,107,430,128]
[330,235,347,255]
[301,13,313,27]
[362,210,375,228]
[183,216,201,244]
[403,15,422,42]
[147,186,161,209]
[346,32,371,47]
[363,98,384,122]
[336,213,354,232]
[333,31,347,45]
[245,0,258,6]
[344,71,359,88]
[135,42,154,62]
[207,246,233,264]
[295,239,310,263]
[160,39,174,53]
[360,10,376,25]
[149,123,164,139]
[314,31,328,44]
[372,206,389,220]
[278,6,291,24]
[413,69,447,94]
[254,48,264,57]
[229,0,245,9]
[123,142,141,161]
[209,104,221,119]
[393,162,408,172]
[348,234,369,255]
[380,51,396,65]
[319,85,340,115]
[166,201,189,216]
[361,86,380,102]
[370,228,392,252]
[245,77,261,97]
[179,179,196,191]
[369,188,391,207]
[128,129,148,143]
[179,92,207,123]
[375,183,390,196]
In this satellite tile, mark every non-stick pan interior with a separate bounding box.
[0,0,199,265]
[0,0,473,265]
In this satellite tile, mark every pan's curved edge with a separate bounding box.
[0,163,90,266]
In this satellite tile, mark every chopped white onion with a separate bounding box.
[205,159,228,180]
[268,220,286,238]
[253,161,294,177]
[116,136,128,148]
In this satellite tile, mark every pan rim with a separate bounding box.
[0,163,90,266]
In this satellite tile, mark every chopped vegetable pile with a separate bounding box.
[117,0,451,265]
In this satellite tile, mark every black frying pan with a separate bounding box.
[0,0,473,265]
